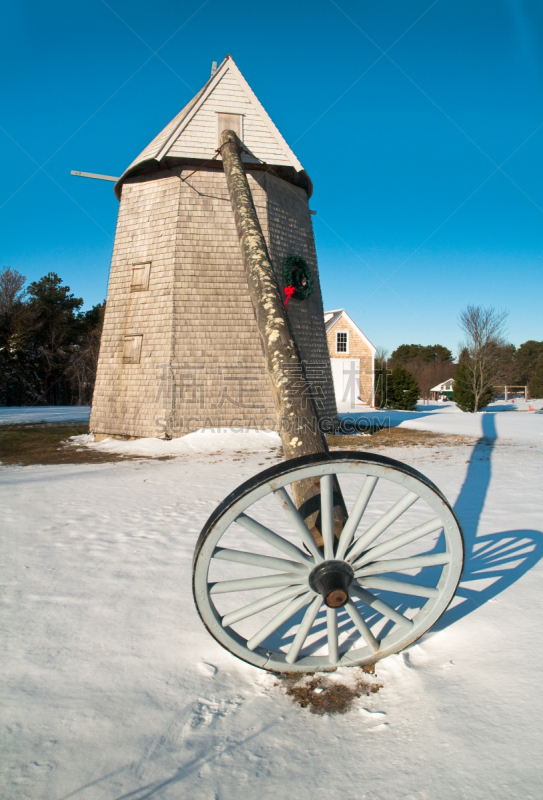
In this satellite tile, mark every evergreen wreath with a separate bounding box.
[282,255,314,302]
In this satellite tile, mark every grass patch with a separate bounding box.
[0,423,141,466]
[327,428,475,449]
[279,667,381,715]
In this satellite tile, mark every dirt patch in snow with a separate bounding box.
[0,423,151,466]
[327,428,476,450]
[279,667,382,715]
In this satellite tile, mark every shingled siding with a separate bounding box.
[167,167,276,434]
[265,172,337,423]
[90,173,179,438]
[91,167,338,438]
[326,318,374,405]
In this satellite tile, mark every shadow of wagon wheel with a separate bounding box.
[266,412,543,651]
[351,412,543,636]
[431,411,543,631]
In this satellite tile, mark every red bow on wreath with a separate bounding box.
[284,285,295,306]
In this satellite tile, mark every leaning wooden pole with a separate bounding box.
[219,130,347,542]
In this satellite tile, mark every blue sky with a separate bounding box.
[1,0,542,356]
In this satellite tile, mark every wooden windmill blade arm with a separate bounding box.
[219,129,347,540]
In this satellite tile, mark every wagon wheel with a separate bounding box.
[193,452,464,673]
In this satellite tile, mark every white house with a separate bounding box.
[430,379,455,401]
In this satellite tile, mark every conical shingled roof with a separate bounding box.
[114,55,311,198]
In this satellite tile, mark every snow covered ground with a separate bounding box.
[339,399,543,443]
[2,406,542,799]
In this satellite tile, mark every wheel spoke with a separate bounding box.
[347,491,420,563]
[320,474,335,559]
[273,488,324,562]
[358,576,439,598]
[195,453,465,673]
[222,584,308,627]
[235,513,313,565]
[336,476,378,560]
[353,517,443,569]
[344,600,379,653]
[247,591,314,651]
[350,584,414,630]
[210,572,302,595]
[285,595,322,664]
[327,607,339,664]
[355,552,450,577]
[213,548,308,573]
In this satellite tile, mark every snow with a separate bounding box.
[2,405,542,798]
[74,427,282,457]
[340,400,543,442]
[0,406,91,425]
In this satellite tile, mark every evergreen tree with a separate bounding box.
[516,340,543,385]
[528,355,543,399]
[385,365,420,410]
[453,359,493,412]
[391,343,453,363]
[0,267,105,406]
[389,343,455,400]
[0,267,37,405]
[26,273,83,404]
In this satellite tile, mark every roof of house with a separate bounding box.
[114,55,311,199]
[323,309,376,353]
[430,379,456,392]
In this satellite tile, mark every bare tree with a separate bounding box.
[457,305,509,411]
[404,358,457,400]
[373,347,389,407]
[0,267,26,316]
[374,346,389,366]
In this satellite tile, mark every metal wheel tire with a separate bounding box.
[192,452,464,673]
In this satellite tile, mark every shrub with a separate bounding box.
[385,365,420,410]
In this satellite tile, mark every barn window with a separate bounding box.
[336,331,348,353]
[217,113,243,145]
[123,335,143,364]
[131,262,151,291]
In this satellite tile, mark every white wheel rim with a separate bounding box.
[193,456,464,673]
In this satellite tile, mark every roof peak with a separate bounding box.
[114,55,311,198]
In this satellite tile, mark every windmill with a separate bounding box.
[76,55,336,440]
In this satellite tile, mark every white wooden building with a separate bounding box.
[90,56,337,439]
[324,309,376,407]
[430,379,455,400]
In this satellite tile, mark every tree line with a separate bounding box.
[375,305,543,412]
[0,267,104,406]
[2,266,541,415]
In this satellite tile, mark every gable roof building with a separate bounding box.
[90,56,336,439]
[430,379,455,400]
[324,309,376,408]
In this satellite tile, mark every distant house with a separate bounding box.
[324,309,376,407]
[430,379,455,401]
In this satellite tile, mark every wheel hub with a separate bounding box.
[309,560,354,608]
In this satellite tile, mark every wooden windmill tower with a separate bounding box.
[90,55,337,439]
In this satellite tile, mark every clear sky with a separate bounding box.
[2,0,542,356]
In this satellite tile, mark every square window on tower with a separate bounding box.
[217,113,243,146]
[123,335,143,364]
[131,263,151,291]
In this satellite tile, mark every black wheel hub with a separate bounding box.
[309,560,354,608]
